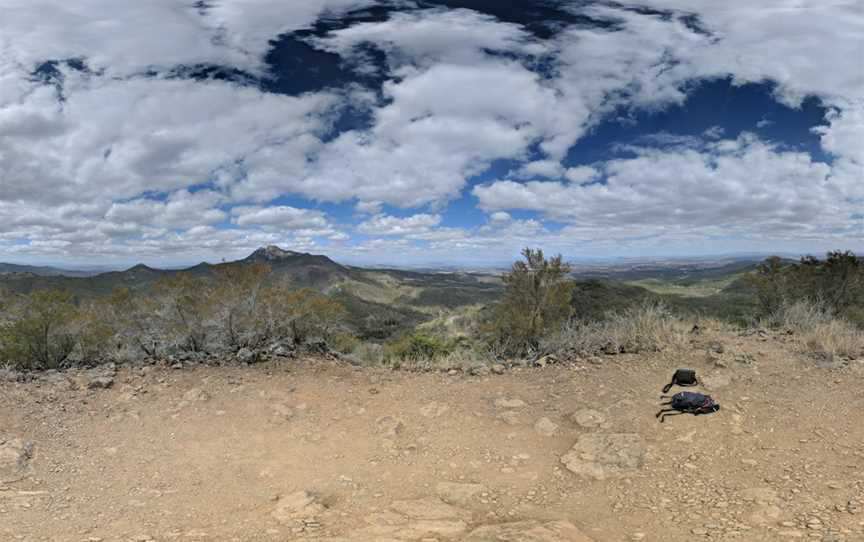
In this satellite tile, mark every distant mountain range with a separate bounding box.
[0,246,503,339]
[0,262,100,278]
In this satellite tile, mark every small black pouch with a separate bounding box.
[662,368,698,393]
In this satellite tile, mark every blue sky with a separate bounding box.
[0,1,862,266]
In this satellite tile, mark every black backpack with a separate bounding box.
[661,368,698,393]
[656,391,720,423]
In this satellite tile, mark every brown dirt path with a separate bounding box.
[1,332,863,541]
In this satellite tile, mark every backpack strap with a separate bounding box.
[662,380,674,394]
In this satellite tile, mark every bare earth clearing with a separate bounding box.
[2,332,863,542]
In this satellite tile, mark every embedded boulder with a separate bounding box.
[560,433,646,480]
[465,520,594,541]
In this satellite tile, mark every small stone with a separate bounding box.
[236,347,257,363]
[494,398,526,409]
[534,417,559,437]
[182,388,209,402]
[435,482,486,506]
[271,491,325,524]
[376,416,404,438]
[570,409,606,429]
[87,376,114,390]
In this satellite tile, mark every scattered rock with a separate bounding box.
[0,438,34,483]
[271,490,326,524]
[87,376,115,390]
[534,355,557,368]
[707,341,725,354]
[435,482,486,506]
[468,363,491,377]
[494,398,526,409]
[376,416,404,438]
[560,433,646,480]
[271,404,294,420]
[701,371,731,390]
[385,496,470,538]
[236,348,258,364]
[271,345,294,358]
[569,409,606,429]
[419,402,449,418]
[534,417,559,437]
[465,520,594,541]
[491,364,506,375]
[182,387,210,402]
[389,496,467,520]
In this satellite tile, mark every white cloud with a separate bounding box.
[516,160,565,179]
[2,1,863,263]
[475,134,841,237]
[105,190,226,231]
[0,0,374,77]
[297,57,560,207]
[357,213,442,236]
[312,8,546,71]
[564,166,600,184]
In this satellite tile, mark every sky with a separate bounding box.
[0,1,862,267]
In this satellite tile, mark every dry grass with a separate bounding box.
[763,300,864,360]
[543,302,689,358]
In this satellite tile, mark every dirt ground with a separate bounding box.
[2,331,863,542]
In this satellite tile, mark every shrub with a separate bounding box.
[748,251,864,323]
[212,262,271,349]
[0,290,78,370]
[387,333,454,361]
[72,297,117,364]
[106,286,163,358]
[153,274,216,353]
[259,282,347,346]
[494,248,574,352]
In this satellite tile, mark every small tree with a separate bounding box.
[106,286,162,358]
[746,255,788,316]
[154,274,216,353]
[212,262,271,349]
[73,297,117,363]
[260,280,347,346]
[1,290,78,369]
[495,248,574,351]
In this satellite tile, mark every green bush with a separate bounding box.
[387,333,454,361]
[493,248,574,353]
[0,290,78,370]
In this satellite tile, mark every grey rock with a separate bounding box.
[534,417,559,437]
[494,398,526,409]
[87,376,114,390]
[435,482,486,506]
[236,348,257,363]
[271,490,325,524]
[561,433,646,480]
[376,416,404,438]
[465,520,594,541]
[569,409,606,429]
[0,438,34,483]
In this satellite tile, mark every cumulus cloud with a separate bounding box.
[357,214,442,236]
[475,133,840,237]
[1,0,862,263]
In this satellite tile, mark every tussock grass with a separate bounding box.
[543,301,689,358]
[763,300,864,360]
